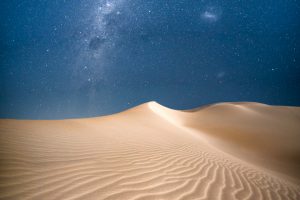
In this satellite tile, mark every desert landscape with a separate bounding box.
[2,0,300,199]
[0,101,300,200]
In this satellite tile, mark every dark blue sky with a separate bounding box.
[1,0,300,119]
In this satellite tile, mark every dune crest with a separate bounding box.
[0,102,300,199]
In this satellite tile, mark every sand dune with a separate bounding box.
[0,101,300,200]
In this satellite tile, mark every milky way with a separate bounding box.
[1,0,299,119]
[71,0,126,89]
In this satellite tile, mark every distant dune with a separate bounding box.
[0,102,300,200]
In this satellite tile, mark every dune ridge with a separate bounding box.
[0,101,300,199]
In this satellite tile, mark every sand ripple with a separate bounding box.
[0,102,300,199]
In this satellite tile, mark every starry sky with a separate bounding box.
[1,0,300,119]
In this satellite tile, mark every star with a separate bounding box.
[217,72,226,79]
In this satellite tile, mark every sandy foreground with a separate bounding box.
[0,101,300,200]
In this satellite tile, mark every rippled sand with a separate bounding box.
[0,102,300,200]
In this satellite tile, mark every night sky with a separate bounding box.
[1,0,300,119]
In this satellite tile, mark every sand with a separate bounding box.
[0,101,300,200]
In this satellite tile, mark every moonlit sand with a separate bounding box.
[0,102,300,199]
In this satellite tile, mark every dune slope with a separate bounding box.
[0,102,300,200]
